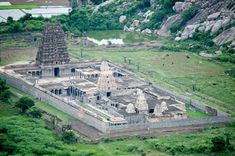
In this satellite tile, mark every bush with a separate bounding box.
[0,78,10,102]
[126,144,145,154]
[15,97,35,113]
[170,21,182,33]
[181,5,198,24]
[62,131,77,144]
[28,107,42,118]
[211,136,226,152]
[225,69,235,78]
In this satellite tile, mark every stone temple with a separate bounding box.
[1,23,228,135]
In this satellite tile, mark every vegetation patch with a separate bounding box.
[0,5,38,10]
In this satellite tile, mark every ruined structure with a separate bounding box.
[0,23,229,136]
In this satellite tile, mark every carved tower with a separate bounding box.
[97,61,117,96]
[36,23,70,66]
[135,89,148,114]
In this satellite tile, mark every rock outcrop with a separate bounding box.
[173,2,192,13]
[158,14,182,36]
[213,27,235,45]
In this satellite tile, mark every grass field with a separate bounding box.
[9,87,74,122]
[0,5,38,10]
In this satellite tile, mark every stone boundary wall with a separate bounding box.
[107,116,230,133]
[0,71,108,133]
[152,84,229,116]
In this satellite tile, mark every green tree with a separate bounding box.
[0,78,10,102]
[28,107,42,118]
[8,22,22,33]
[19,13,33,23]
[62,131,77,144]
[15,97,35,113]
[69,0,78,9]
[7,17,13,24]
[69,8,90,32]
[211,136,226,152]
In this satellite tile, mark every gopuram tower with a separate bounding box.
[36,23,70,77]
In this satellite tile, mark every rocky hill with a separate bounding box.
[94,0,235,49]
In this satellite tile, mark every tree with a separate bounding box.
[69,8,89,32]
[69,0,78,9]
[8,22,22,33]
[19,13,33,23]
[7,17,13,24]
[0,78,10,102]
[28,107,42,118]
[62,131,77,144]
[15,97,35,113]
[211,136,226,152]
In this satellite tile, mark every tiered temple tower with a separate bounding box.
[97,61,117,97]
[36,23,70,66]
[135,89,148,114]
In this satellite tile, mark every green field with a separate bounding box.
[0,5,38,10]
[9,87,74,123]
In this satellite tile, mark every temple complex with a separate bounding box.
[0,23,192,133]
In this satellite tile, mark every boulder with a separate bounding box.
[142,19,150,24]
[207,12,221,21]
[123,25,129,32]
[142,29,152,35]
[119,15,126,23]
[205,21,215,32]
[213,27,235,45]
[211,20,223,33]
[158,14,182,37]
[144,10,154,18]
[198,25,206,32]
[173,2,192,13]
[175,36,181,41]
[181,24,198,40]
[132,20,140,28]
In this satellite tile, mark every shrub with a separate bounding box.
[62,131,77,144]
[15,97,35,113]
[181,5,198,24]
[0,78,10,102]
[28,107,42,118]
[225,69,235,78]
[170,21,182,33]
[211,136,226,152]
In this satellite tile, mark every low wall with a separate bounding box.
[152,84,228,116]
[0,71,108,133]
[107,116,230,134]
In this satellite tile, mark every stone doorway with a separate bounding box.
[54,67,60,77]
